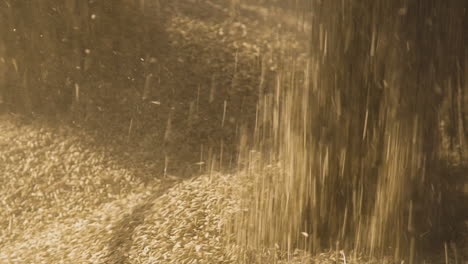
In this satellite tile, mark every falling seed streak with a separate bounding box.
[456,65,465,151]
[222,100,227,128]
[363,109,369,140]
[164,155,169,178]
[444,242,449,264]
[74,83,80,102]
[196,84,200,113]
[127,118,133,142]
[164,112,172,143]
[324,30,328,56]
[199,144,204,173]
[254,102,259,138]
[210,75,215,103]
[220,141,224,168]
[234,49,238,73]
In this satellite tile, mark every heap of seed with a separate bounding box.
[128,174,242,263]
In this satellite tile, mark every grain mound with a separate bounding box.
[128,174,241,263]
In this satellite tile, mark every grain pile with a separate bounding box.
[0,115,244,263]
[0,116,147,241]
[127,174,242,263]
[0,115,163,263]
[0,190,157,263]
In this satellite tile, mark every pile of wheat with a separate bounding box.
[127,174,242,263]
